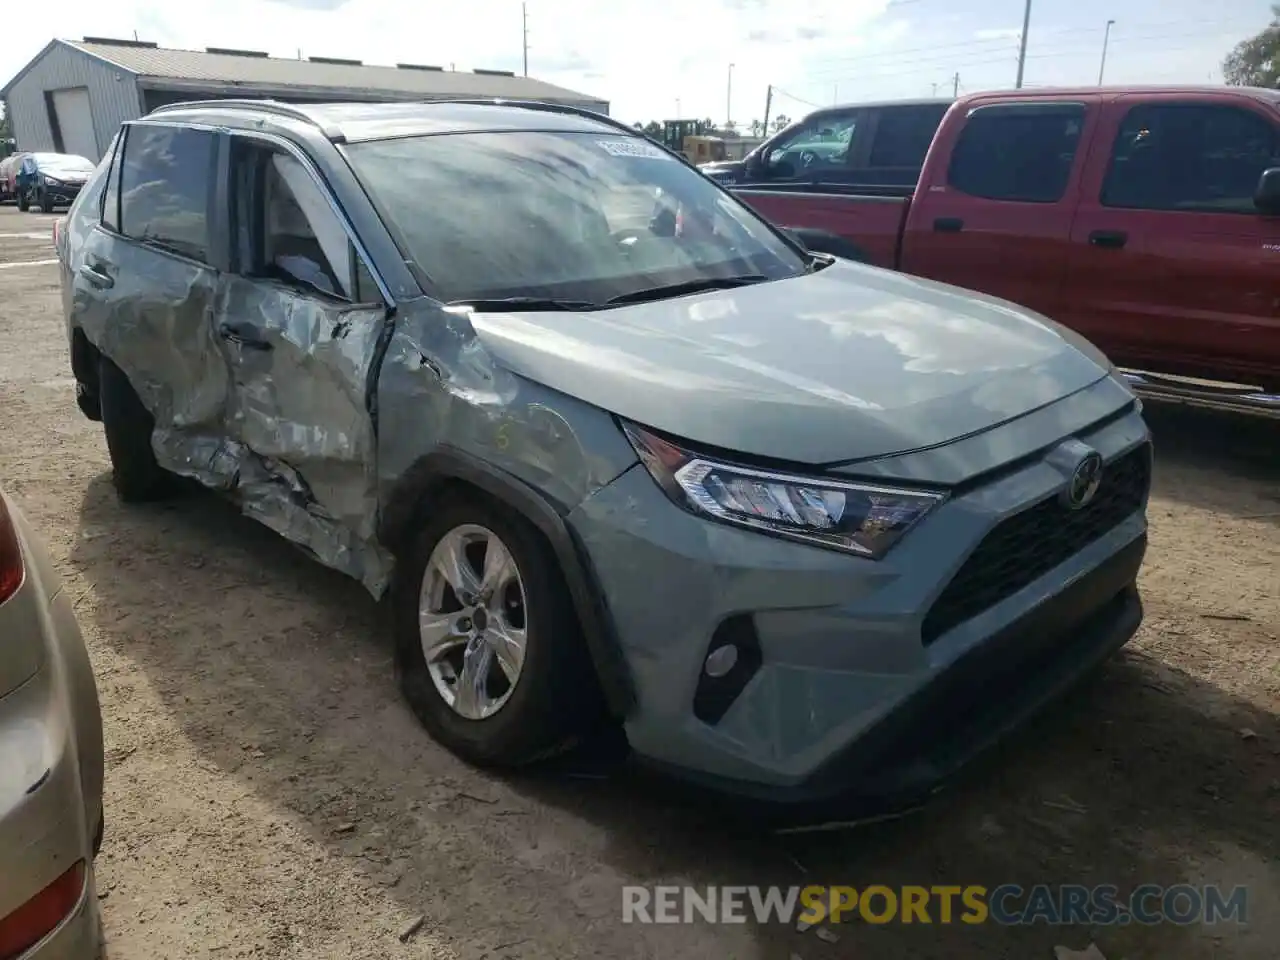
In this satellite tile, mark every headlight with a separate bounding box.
[622,422,945,559]
[42,175,59,186]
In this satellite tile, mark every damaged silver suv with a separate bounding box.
[57,99,1152,807]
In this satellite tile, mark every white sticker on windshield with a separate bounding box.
[595,139,672,160]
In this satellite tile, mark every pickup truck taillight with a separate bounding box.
[0,495,25,606]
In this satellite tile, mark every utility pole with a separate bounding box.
[727,63,734,128]
[522,2,529,77]
[952,72,960,97]
[1098,19,1115,85]
[763,85,773,135]
[1015,0,1032,89]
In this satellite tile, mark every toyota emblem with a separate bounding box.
[1063,452,1104,509]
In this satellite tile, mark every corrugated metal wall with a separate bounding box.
[4,42,140,161]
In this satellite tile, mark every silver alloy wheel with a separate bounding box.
[418,523,528,720]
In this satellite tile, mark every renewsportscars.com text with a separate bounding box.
[621,884,1249,926]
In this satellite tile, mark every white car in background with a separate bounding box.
[0,486,104,958]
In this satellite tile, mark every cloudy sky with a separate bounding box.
[1,0,1275,126]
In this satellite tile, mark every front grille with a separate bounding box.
[921,442,1151,646]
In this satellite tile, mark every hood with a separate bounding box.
[467,260,1111,465]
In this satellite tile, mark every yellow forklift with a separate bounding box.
[660,120,727,165]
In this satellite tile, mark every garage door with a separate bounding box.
[51,87,97,161]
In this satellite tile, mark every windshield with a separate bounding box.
[343,130,807,304]
[33,153,94,174]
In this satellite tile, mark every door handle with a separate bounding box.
[933,217,964,233]
[1088,230,1128,249]
[77,263,113,289]
[218,322,272,351]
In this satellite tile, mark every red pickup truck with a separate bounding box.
[728,87,1280,415]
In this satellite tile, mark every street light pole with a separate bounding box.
[727,63,734,128]
[1098,19,1115,85]
[1015,0,1032,89]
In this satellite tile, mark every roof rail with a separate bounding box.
[309,55,362,66]
[424,98,636,135]
[472,68,516,77]
[397,63,443,71]
[145,98,342,139]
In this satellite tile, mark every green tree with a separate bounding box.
[771,114,791,133]
[1224,5,1280,86]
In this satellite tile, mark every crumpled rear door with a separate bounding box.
[72,226,230,466]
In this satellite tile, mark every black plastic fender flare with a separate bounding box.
[380,446,636,719]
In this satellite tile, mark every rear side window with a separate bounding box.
[867,104,948,171]
[100,132,121,231]
[1102,103,1280,214]
[948,103,1086,203]
[118,124,215,263]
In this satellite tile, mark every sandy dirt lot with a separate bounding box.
[0,203,1277,959]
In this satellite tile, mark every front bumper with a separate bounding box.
[35,182,84,206]
[569,398,1150,809]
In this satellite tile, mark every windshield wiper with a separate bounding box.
[446,296,601,312]
[604,275,771,306]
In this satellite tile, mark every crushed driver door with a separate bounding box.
[213,135,392,593]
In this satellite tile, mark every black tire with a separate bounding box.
[16,190,29,212]
[98,355,171,502]
[393,491,603,767]
[91,808,104,858]
[76,381,103,422]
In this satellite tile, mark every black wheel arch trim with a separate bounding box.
[380,446,636,719]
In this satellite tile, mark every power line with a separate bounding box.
[799,14,1259,78]
[772,87,822,108]
[801,24,1250,89]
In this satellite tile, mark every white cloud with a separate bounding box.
[0,0,892,126]
[1,0,1248,128]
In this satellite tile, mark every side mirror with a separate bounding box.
[1254,167,1280,214]
[770,158,796,179]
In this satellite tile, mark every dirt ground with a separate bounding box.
[0,203,1277,959]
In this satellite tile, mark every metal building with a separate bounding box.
[1,37,610,162]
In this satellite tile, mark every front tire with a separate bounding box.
[393,493,601,766]
[98,355,172,502]
[16,190,29,212]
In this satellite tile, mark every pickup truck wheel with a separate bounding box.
[393,492,601,767]
[98,355,173,503]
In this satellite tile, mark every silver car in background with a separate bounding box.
[0,486,104,958]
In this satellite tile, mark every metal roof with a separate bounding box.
[4,38,605,107]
